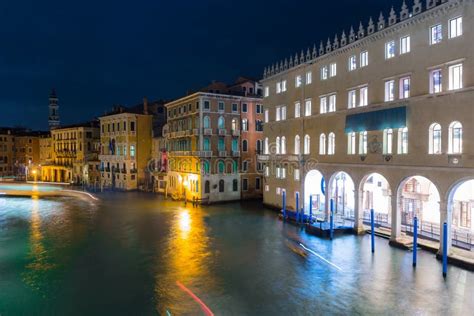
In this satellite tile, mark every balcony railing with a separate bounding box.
[218,129,227,136]
[218,151,228,157]
[232,151,240,157]
[232,130,240,137]
[204,128,213,136]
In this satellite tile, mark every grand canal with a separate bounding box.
[0,191,473,315]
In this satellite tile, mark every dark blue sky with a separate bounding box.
[0,0,397,129]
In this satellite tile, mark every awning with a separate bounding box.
[345,106,406,133]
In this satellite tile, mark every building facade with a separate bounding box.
[0,128,15,178]
[165,78,263,203]
[261,0,474,253]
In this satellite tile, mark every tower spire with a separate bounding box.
[48,88,60,129]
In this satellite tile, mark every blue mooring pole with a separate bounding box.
[282,191,286,222]
[296,192,300,224]
[370,209,375,253]
[309,195,313,225]
[413,217,418,267]
[443,222,448,278]
[330,199,334,240]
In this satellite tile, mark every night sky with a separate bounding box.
[0,0,397,130]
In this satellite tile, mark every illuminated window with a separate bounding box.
[400,36,411,54]
[449,16,462,38]
[264,86,269,97]
[360,86,368,106]
[397,127,408,154]
[294,135,300,155]
[320,96,327,114]
[348,90,356,109]
[359,131,367,155]
[449,64,463,90]
[399,77,411,99]
[305,99,312,117]
[321,66,328,80]
[430,69,442,93]
[130,145,136,157]
[429,123,442,155]
[330,63,337,77]
[294,102,301,118]
[306,71,312,84]
[449,121,463,154]
[360,51,368,67]
[383,129,393,154]
[347,132,356,155]
[328,94,336,112]
[430,24,442,45]
[295,75,302,88]
[304,135,311,154]
[385,80,395,102]
[319,133,326,155]
[281,137,286,155]
[328,133,335,155]
[349,55,357,71]
[385,41,395,59]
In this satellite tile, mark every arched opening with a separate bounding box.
[329,172,355,225]
[304,169,326,220]
[399,176,440,244]
[361,173,391,229]
[219,179,225,193]
[448,179,474,250]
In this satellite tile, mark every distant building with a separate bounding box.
[0,128,15,178]
[165,77,263,203]
[13,131,48,181]
[48,89,60,129]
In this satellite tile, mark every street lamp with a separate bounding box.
[32,169,37,182]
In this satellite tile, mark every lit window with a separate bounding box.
[449,64,463,90]
[294,169,300,181]
[305,99,312,117]
[400,36,411,54]
[306,71,312,84]
[429,123,442,155]
[430,69,443,93]
[449,121,463,154]
[360,51,368,67]
[385,41,395,59]
[360,86,368,106]
[264,138,269,154]
[328,133,335,155]
[304,135,311,154]
[400,77,411,99]
[430,24,443,45]
[264,109,269,123]
[265,184,269,192]
[383,129,393,154]
[275,137,280,154]
[276,82,281,94]
[359,131,367,155]
[294,102,301,118]
[281,80,287,92]
[330,63,337,77]
[280,137,286,154]
[328,95,336,112]
[275,107,281,121]
[449,16,462,38]
[348,90,356,109]
[130,145,136,157]
[242,119,248,131]
[264,86,269,97]
[349,55,357,71]
[320,96,327,114]
[385,80,395,102]
[347,132,356,155]
[319,133,326,155]
[294,135,300,155]
[397,127,408,154]
[321,66,328,80]
[281,106,287,120]
[295,75,302,88]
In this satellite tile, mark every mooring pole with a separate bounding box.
[370,208,375,253]
[330,199,334,240]
[282,191,286,222]
[443,222,448,278]
[413,216,418,267]
[296,192,300,224]
[309,195,313,225]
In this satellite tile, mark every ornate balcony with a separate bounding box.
[204,128,213,136]
[232,130,240,137]
[218,129,227,136]
[218,151,228,157]
[232,151,241,157]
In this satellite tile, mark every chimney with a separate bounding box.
[143,97,148,115]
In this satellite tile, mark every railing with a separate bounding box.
[204,128,212,135]
[218,129,227,136]
[232,130,240,137]
[218,151,228,157]
[232,151,240,157]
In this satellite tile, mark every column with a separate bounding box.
[354,189,364,234]
[438,199,452,255]
[390,193,401,241]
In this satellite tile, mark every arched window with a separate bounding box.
[218,161,225,174]
[281,136,286,154]
[294,135,300,155]
[204,116,211,129]
[242,139,248,152]
[276,137,280,154]
[219,179,225,192]
[203,160,210,174]
[359,131,367,155]
[383,129,393,154]
[304,135,311,154]
[328,133,335,155]
[347,132,356,154]
[429,123,442,154]
[242,119,248,131]
[232,161,238,173]
[218,116,225,129]
[398,127,408,154]
[232,179,238,191]
[319,133,326,155]
[203,138,210,151]
[449,121,462,154]
[231,118,237,131]
[264,138,269,154]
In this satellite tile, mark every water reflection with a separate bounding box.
[155,206,215,315]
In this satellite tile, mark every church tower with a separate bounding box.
[48,88,60,129]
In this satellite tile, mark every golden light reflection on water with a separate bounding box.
[156,206,216,314]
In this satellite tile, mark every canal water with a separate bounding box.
[0,192,473,315]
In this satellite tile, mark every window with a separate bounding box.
[294,135,300,155]
[218,116,225,129]
[231,119,238,131]
[385,41,395,59]
[242,161,248,172]
[255,177,261,190]
[218,101,225,112]
[400,77,411,99]
[359,131,367,155]
[294,170,300,181]
[400,36,411,54]
[294,102,301,118]
[255,120,263,132]
[130,121,136,132]
[242,119,248,131]
[449,121,462,154]
[265,185,269,192]
[275,137,280,154]
[276,82,281,94]
[360,86,368,106]
[205,180,210,193]
[398,127,408,154]
[219,179,225,192]
[256,139,263,154]
[281,167,286,179]
[321,66,328,80]
[306,71,312,84]
[348,90,356,108]
[218,161,225,174]
[281,137,286,154]
[264,86,269,97]
[360,51,368,67]
[347,132,356,155]
[276,107,281,121]
[385,80,395,102]
[383,129,393,154]
[265,166,269,177]
[305,99,312,116]
[295,75,302,88]
[204,116,211,129]
[282,80,287,92]
[449,64,463,90]
[320,96,327,114]
[264,109,269,123]
[328,133,335,155]
[430,24,443,45]
[281,106,287,120]
[204,101,210,110]
[319,134,326,155]
[449,16,462,38]
[240,177,247,191]
[304,135,311,154]
[218,138,225,151]
[130,145,136,157]
[429,123,442,155]
[256,104,263,114]
[330,63,337,77]
[232,138,238,152]
[430,69,442,93]
[232,103,238,112]
[349,55,357,71]
[264,138,269,154]
[242,140,248,152]
[242,103,248,112]
[328,94,336,112]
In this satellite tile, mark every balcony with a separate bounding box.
[218,151,228,157]
[193,128,199,136]
[257,155,270,161]
[218,129,227,136]
[204,128,213,136]
[232,130,240,137]
[232,151,240,157]
[171,151,192,157]
[192,151,213,158]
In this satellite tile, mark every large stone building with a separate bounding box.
[165,78,264,203]
[0,128,16,178]
[260,0,474,254]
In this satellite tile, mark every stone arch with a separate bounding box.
[359,172,392,229]
[304,169,326,219]
[327,171,356,225]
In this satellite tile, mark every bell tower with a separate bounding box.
[48,88,60,129]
